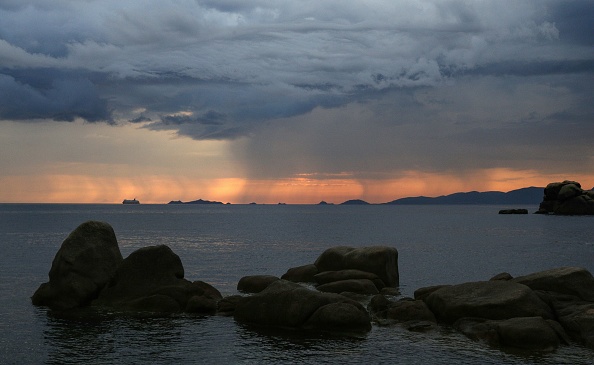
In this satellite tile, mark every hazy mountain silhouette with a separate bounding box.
[385,187,544,205]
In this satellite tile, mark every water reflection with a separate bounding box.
[43,310,191,364]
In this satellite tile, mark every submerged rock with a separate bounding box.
[31,221,123,310]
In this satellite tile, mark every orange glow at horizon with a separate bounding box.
[1,168,593,204]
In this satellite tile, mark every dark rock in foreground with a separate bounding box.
[423,280,554,324]
[31,221,123,310]
[369,295,436,331]
[234,280,371,334]
[281,264,318,283]
[512,267,594,302]
[94,245,221,313]
[454,317,569,352]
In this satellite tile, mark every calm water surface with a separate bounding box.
[1,204,594,364]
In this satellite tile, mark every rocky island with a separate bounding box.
[536,180,594,215]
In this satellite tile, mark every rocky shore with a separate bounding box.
[32,221,594,354]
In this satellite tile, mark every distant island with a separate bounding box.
[166,186,549,206]
[340,199,371,205]
[168,199,224,205]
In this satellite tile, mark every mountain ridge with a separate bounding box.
[384,186,544,205]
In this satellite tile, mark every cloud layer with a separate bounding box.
[1,0,593,186]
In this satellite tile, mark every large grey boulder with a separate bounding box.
[551,295,594,348]
[512,267,594,302]
[423,281,554,324]
[314,246,399,287]
[234,280,371,333]
[31,221,123,310]
[94,245,222,313]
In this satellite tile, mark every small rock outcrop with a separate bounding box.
[31,221,123,310]
[93,245,222,313]
[234,280,371,333]
[498,209,528,214]
[536,181,594,215]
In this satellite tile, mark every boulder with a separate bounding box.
[281,264,318,283]
[537,181,594,215]
[31,221,123,310]
[413,285,450,301]
[541,291,594,348]
[314,269,385,290]
[423,281,554,324]
[555,195,594,215]
[237,275,280,293]
[316,279,379,295]
[455,317,567,351]
[512,267,594,302]
[314,246,399,286]
[93,245,221,313]
[371,295,435,321]
[234,280,371,333]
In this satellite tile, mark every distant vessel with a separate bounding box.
[122,198,140,204]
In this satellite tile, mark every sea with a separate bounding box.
[1,203,594,364]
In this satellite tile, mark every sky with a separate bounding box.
[0,0,593,204]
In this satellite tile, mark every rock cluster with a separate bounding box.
[280,246,399,295]
[32,221,221,314]
[536,180,594,215]
[411,267,594,351]
[32,221,594,354]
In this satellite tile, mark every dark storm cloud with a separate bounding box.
[0,71,111,122]
[0,0,592,178]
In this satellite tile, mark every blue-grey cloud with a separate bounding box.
[0,0,592,179]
